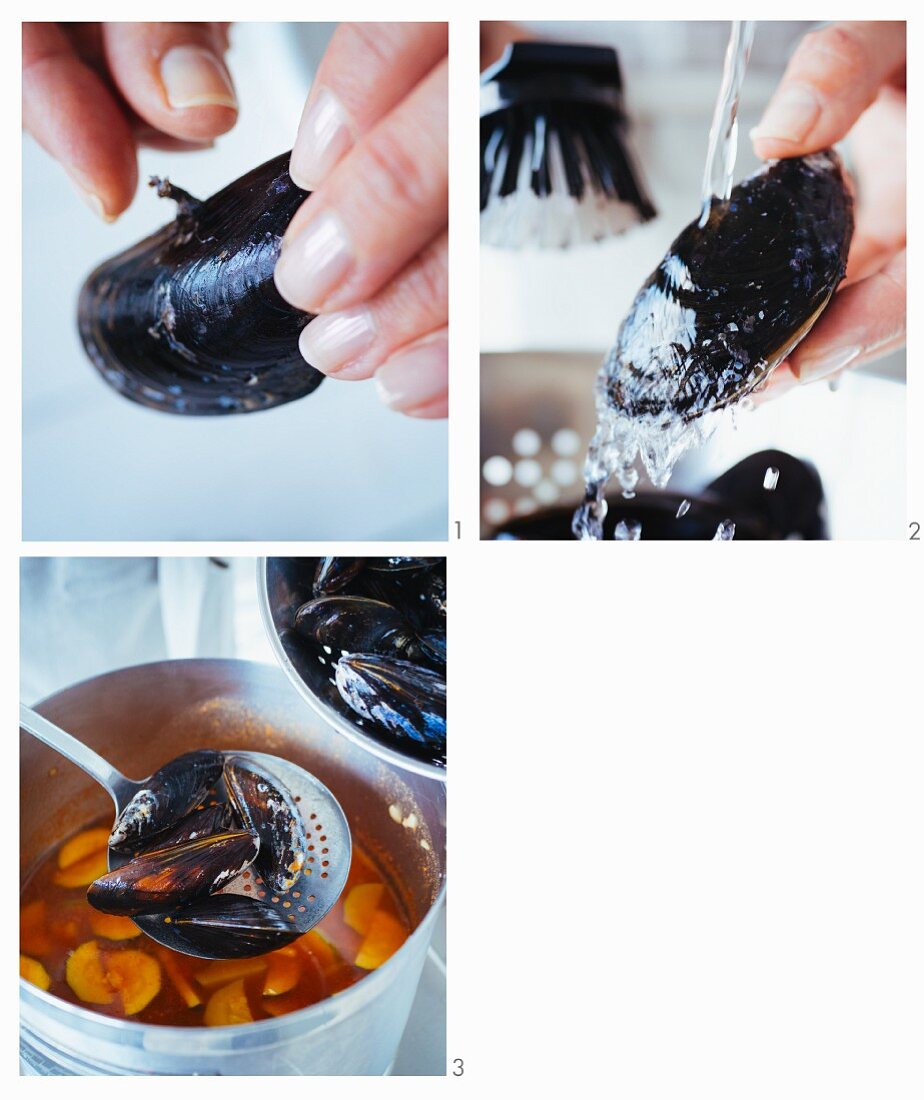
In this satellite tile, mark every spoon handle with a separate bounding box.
[20,704,130,805]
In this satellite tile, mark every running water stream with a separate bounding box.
[573,21,756,541]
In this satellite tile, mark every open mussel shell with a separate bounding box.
[604,150,853,422]
[294,595,418,659]
[140,895,300,960]
[224,758,308,895]
[78,151,324,416]
[313,556,365,596]
[109,749,225,852]
[88,831,259,916]
[335,655,447,752]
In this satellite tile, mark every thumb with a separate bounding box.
[751,21,905,159]
[102,22,237,143]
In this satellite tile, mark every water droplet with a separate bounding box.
[676,499,691,518]
[613,519,642,541]
[713,519,736,541]
[763,466,780,491]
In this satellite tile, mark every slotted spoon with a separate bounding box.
[20,703,351,958]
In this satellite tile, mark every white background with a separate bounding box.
[8,2,924,1096]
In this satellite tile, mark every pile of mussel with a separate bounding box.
[88,751,313,958]
[287,558,447,769]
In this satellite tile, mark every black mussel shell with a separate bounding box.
[109,750,225,852]
[88,831,259,916]
[224,759,308,895]
[294,595,418,659]
[418,629,447,668]
[411,569,447,625]
[335,654,447,752]
[358,566,446,633]
[704,449,827,540]
[366,557,442,573]
[138,803,237,852]
[604,151,853,422]
[313,557,364,596]
[145,895,301,959]
[492,449,827,540]
[78,152,324,416]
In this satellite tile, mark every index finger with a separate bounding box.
[751,21,905,159]
[290,21,447,190]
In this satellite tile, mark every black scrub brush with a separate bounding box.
[480,42,656,249]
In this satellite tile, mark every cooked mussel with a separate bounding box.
[139,803,237,852]
[335,654,447,749]
[224,759,308,895]
[294,595,418,659]
[88,831,259,916]
[143,895,300,959]
[78,152,324,415]
[603,151,853,422]
[109,750,225,852]
[313,557,365,596]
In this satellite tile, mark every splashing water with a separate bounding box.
[713,519,736,541]
[613,519,642,541]
[573,21,757,541]
[763,466,780,491]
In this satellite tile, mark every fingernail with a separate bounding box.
[751,85,820,146]
[77,188,116,223]
[298,307,376,375]
[160,45,237,110]
[66,168,117,222]
[290,88,353,191]
[375,339,448,415]
[274,211,354,311]
[795,345,861,384]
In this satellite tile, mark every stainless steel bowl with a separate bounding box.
[258,558,446,783]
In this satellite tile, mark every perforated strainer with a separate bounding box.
[20,704,351,958]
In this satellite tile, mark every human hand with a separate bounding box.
[274,23,448,419]
[750,21,906,397]
[22,22,237,221]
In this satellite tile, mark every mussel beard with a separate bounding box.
[604,150,854,423]
[78,151,325,415]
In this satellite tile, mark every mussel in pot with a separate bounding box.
[144,895,301,959]
[78,152,325,415]
[295,595,420,660]
[88,831,259,916]
[138,803,237,852]
[109,749,225,852]
[313,556,365,596]
[335,655,447,750]
[224,758,308,895]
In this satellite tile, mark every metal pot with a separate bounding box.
[20,659,446,1075]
